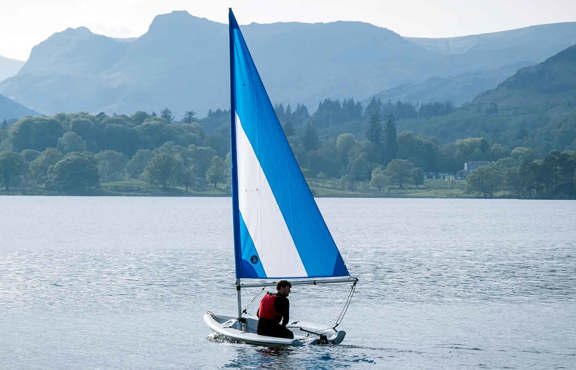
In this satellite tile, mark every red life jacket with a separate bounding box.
[257,293,278,320]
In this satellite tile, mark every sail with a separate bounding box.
[229,10,349,280]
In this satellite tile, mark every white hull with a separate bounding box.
[204,311,346,347]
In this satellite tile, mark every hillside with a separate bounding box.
[0,55,23,82]
[376,22,576,105]
[372,65,523,106]
[0,93,38,121]
[400,44,576,151]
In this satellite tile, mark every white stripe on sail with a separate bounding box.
[236,113,308,277]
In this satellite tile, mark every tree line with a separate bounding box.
[0,112,227,193]
[0,99,574,198]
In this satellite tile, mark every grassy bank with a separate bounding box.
[1,178,534,199]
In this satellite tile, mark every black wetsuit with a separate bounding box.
[257,294,294,339]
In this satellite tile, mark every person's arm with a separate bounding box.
[275,296,290,326]
[282,299,289,326]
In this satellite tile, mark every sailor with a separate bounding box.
[256,280,294,339]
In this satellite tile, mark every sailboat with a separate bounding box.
[204,9,358,347]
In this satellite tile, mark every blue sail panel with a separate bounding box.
[229,10,349,279]
[237,214,267,278]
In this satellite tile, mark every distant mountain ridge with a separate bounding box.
[372,64,524,106]
[0,93,37,121]
[401,43,576,151]
[0,55,23,83]
[374,22,576,105]
[478,43,576,106]
[1,11,575,116]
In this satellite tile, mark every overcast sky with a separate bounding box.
[1,0,575,60]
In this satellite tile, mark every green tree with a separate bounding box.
[465,165,502,197]
[492,157,520,193]
[384,159,415,188]
[145,152,178,189]
[58,131,87,153]
[29,148,63,187]
[100,124,139,156]
[0,152,26,191]
[336,133,356,156]
[11,117,64,151]
[366,113,382,145]
[95,150,128,182]
[382,116,398,165]
[137,121,172,149]
[188,145,217,182]
[347,154,372,181]
[206,156,228,188]
[305,143,340,178]
[20,149,40,162]
[183,110,196,124]
[47,153,99,192]
[174,165,196,192]
[340,174,356,191]
[370,167,387,191]
[335,133,358,174]
[302,123,320,151]
[518,160,543,196]
[161,108,174,123]
[490,143,508,160]
[456,137,491,162]
[364,98,382,120]
[69,117,98,151]
[511,147,536,163]
[282,121,295,137]
[365,114,383,163]
[397,132,440,171]
[131,111,150,125]
[126,149,153,178]
[312,99,342,127]
[411,167,425,186]
[540,151,576,197]
[554,151,576,196]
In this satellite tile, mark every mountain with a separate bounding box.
[401,44,576,151]
[475,44,576,109]
[95,12,228,115]
[0,93,38,121]
[1,12,576,117]
[0,55,24,82]
[372,64,524,106]
[0,27,130,114]
[374,23,576,105]
[239,21,440,108]
[408,22,576,70]
[0,12,439,116]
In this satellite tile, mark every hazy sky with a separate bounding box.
[1,0,575,60]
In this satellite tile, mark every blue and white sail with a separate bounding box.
[229,10,350,280]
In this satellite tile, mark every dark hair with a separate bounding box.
[276,280,292,290]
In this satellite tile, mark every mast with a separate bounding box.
[229,8,242,320]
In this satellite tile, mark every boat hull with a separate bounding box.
[204,312,346,347]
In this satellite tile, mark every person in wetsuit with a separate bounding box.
[256,280,294,339]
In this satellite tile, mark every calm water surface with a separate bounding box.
[0,196,575,369]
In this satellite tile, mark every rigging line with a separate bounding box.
[294,280,357,334]
[241,286,265,314]
[332,280,357,329]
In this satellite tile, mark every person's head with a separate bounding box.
[276,280,292,297]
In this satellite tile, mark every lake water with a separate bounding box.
[0,196,575,369]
